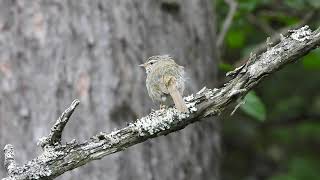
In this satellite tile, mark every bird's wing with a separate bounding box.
[163,75,188,112]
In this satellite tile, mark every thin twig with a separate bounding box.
[217,0,238,49]
[247,14,275,35]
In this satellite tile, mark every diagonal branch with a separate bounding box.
[2,26,320,180]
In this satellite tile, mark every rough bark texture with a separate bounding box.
[0,0,219,180]
[2,25,319,180]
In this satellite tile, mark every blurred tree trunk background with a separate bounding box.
[0,0,219,180]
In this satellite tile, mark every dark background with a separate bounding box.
[216,0,320,180]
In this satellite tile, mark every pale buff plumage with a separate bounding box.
[139,55,188,112]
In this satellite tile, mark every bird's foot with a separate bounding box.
[160,104,167,110]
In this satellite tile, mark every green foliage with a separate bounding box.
[297,122,320,139]
[270,157,320,180]
[238,0,259,12]
[273,96,305,117]
[226,29,246,48]
[273,14,300,26]
[266,122,320,180]
[218,63,234,72]
[302,49,320,70]
[217,0,320,179]
[284,0,306,10]
[271,122,320,145]
[241,91,267,122]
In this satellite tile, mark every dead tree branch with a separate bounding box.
[2,26,320,180]
[38,100,80,147]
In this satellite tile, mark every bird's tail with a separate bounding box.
[166,77,188,112]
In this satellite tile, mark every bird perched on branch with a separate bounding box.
[139,55,188,112]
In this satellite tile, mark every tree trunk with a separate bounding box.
[0,0,219,179]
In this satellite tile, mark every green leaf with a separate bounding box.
[238,0,259,12]
[219,63,234,72]
[241,91,267,122]
[226,29,246,48]
[276,14,299,26]
[302,49,320,70]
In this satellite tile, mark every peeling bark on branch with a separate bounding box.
[2,26,320,180]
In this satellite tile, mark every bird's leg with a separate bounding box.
[160,103,166,110]
[159,95,168,110]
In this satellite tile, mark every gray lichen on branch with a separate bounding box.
[133,108,190,136]
[38,99,80,148]
[2,25,320,180]
[289,25,312,42]
[4,144,17,176]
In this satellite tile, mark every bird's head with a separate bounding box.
[139,55,172,74]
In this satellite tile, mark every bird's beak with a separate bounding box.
[138,63,145,67]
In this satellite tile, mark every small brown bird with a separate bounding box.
[139,55,188,112]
